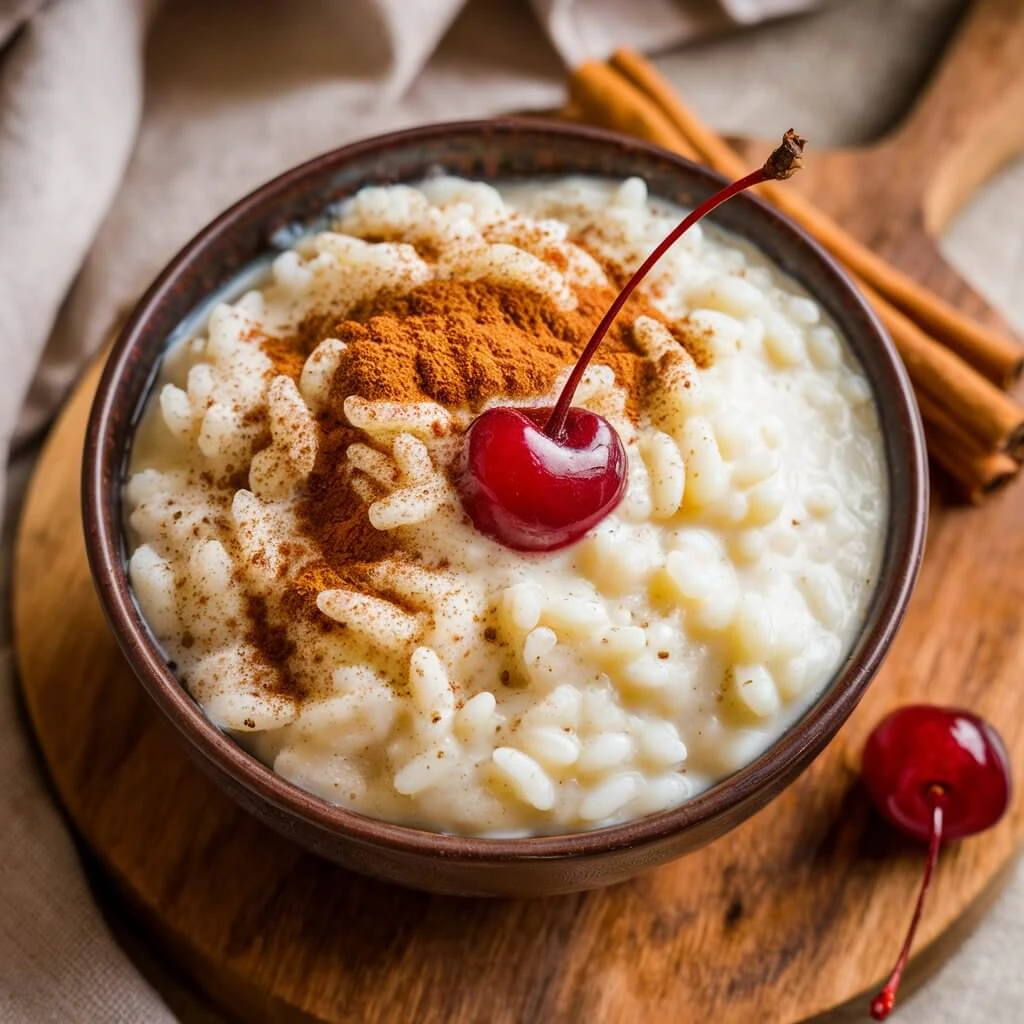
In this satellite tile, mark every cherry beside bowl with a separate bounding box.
[82,119,928,896]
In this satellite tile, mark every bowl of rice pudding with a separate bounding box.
[83,120,926,896]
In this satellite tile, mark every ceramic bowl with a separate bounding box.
[82,119,928,896]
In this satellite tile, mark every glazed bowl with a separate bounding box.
[83,119,927,897]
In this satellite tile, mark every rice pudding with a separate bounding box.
[125,175,886,837]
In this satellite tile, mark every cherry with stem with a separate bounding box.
[869,795,943,1021]
[457,130,806,552]
[861,705,1011,1020]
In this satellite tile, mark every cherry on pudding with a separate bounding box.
[456,131,806,552]
[862,705,1011,1020]
[459,406,627,552]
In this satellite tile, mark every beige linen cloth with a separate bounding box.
[1,0,1022,1021]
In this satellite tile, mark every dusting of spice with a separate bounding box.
[235,271,709,701]
[278,279,708,421]
[259,331,308,381]
[244,594,307,702]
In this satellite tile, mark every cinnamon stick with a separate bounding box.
[859,281,1024,455]
[567,61,699,159]
[568,59,1024,453]
[563,56,1024,501]
[608,48,1024,388]
[917,391,1020,504]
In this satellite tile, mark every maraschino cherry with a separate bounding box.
[862,705,1012,1020]
[456,131,806,552]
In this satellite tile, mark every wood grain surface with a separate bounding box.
[13,2,1024,1021]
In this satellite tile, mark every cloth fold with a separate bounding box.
[3,0,817,455]
[533,0,822,65]
[0,0,46,49]
[1,0,153,452]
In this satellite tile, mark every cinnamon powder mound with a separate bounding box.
[275,279,708,422]
[260,333,308,380]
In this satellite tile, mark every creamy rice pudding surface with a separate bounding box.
[126,175,886,836]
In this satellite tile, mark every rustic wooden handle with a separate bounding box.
[883,0,1024,233]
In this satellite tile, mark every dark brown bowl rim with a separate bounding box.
[82,118,928,862]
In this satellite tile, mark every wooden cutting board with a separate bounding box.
[13,2,1024,1021]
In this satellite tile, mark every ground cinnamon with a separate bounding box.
[244,275,704,686]
[244,594,305,700]
[307,278,709,420]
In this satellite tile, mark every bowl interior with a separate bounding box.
[84,118,927,860]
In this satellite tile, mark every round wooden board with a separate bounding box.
[13,347,1024,1023]
[14,11,1024,1006]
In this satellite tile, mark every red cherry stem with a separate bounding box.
[543,129,806,440]
[870,792,946,1021]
